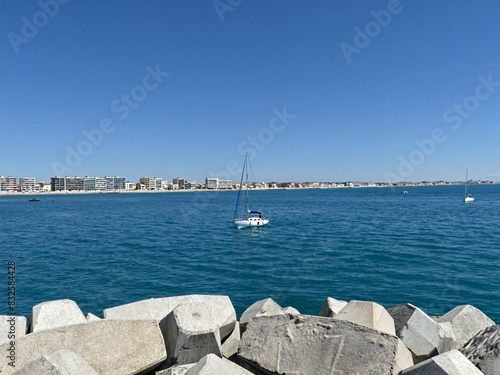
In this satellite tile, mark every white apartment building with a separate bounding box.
[139,177,162,190]
[20,177,38,192]
[51,176,127,191]
[206,177,218,189]
[105,176,126,190]
[206,178,232,189]
[0,176,17,192]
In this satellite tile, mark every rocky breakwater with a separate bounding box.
[0,295,497,375]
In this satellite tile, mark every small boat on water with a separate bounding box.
[28,198,40,202]
[233,153,269,228]
[464,168,475,203]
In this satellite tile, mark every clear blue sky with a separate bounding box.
[1,1,499,183]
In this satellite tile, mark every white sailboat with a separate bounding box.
[233,153,269,228]
[464,168,475,203]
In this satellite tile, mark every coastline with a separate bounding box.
[0,182,498,197]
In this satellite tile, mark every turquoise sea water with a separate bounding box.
[1,185,499,322]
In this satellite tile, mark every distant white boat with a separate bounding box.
[403,190,409,194]
[233,153,269,228]
[464,168,475,203]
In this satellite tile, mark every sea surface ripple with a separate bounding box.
[1,185,499,322]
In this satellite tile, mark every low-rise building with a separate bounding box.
[139,177,162,190]
[173,177,185,189]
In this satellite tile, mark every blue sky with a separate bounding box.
[1,1,499,183]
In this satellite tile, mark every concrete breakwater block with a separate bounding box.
[0,315,27,344]
[239,298,285,331]
[334,300,396,336]
[318,296,348,318]
[283,306,300,315]
[11,349,99,375]
[238,314,413,375]
[155,363,195,375]
[185,353,254,375]
[221,321,240,358]
[387,303,442,362]
[461,324,500,375]
[160,302,225,366]
[0,319,166,375]
[437,305,495,349]
[29,299,86,333]
[104,294,236,338]
[437,321,458,354]
[85,313,101,322]
[400,349,484,375]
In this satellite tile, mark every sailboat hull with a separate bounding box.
[464,196,475,203]
[234,217,269,228]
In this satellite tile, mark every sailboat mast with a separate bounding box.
[245,152,249,215]
[465,168,468,197]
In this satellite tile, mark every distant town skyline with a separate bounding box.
[1,2,500,183]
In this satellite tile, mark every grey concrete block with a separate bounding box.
[335,300,396,336]
[161,302,223,366]
[283,306,300,315]
[238,313,412,374]
[221,321,240,358]
[461,324,500,375]
[185,354,254,375]
[437,305,495,349]
[11,349,99,375]
[85,313,101,322]
[104,295,236,338]
[29,299,86,333]
[0,319,166,375]
[387,303,441,362]
[395,338,416,374]
[0,316,27,344]
[437,321,458,354]
[239,298,284,331]
[155,363,195,375]
[400,349,484,374]
[318,297,347,318]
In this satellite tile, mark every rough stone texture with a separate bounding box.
[160,302,223,366]
[335,300,396,336]
[185,354,254,375]
[155,363,195,375]
[30,299,86,333]
[0,315,27,344]
[85,313,101,322]
[104,294,236,338]
[400,349,484,375]
[318,297,348,318]
[437,305,495,349]
[0,319,166,375]
[461,325,500,375]
[239,298,284,331]
[11,349,99,375]
[283,306,300,315]
[239,313,413,375]
[221,321,240,358]
[387,303,441,362]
